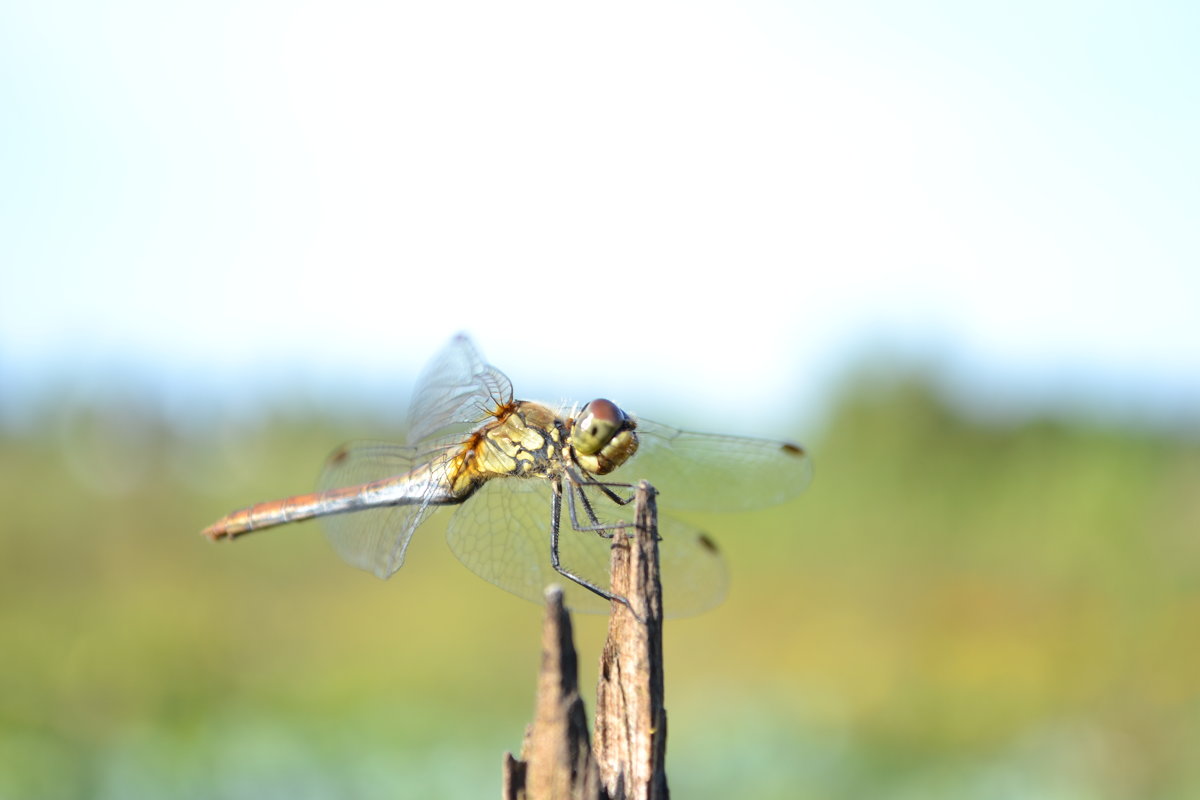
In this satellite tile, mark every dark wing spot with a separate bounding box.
[697,533,719,554]
[780,442,805,457]
[330,446,350,465]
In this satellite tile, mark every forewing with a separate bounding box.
[619,419,813,512]
[316,441,441,579]
[406,334,514,447]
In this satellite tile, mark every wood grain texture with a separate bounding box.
[594,482,668,800]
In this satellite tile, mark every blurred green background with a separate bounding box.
[2,362,1196,800]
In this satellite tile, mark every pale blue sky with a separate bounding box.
[2,1,1197,432]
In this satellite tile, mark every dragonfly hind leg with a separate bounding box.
[548,482,634,613]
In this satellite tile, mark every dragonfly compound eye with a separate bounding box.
[570,398,626,456]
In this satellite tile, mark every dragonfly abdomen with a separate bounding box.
[202,467,458,541]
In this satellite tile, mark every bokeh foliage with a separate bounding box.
[1,369,1197,799]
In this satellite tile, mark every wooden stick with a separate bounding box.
[503,481,668,800]
[502,585,601,800]
[594,481,668,800]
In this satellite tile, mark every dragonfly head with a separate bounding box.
[569,398,639,475]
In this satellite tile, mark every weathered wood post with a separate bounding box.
[502,481,667,800]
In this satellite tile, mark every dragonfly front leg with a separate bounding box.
[565,479,632,539]
[564,465,637,507]
[548,478,632,613]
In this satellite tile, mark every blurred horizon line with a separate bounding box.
[2,345,1197,439]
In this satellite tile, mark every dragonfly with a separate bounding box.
[202,335,812,615]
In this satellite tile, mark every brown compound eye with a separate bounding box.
[569,398,627,456]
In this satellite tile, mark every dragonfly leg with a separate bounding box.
[565,475,661,543]
[564,465,637,507]
[549,479,633,613]
[565,480,631,539]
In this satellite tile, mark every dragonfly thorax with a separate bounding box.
[453,401,571,489]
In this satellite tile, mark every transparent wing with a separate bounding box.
[617,419,813,512]
[406,333,514,447]
[445,477,727,617]
[445,478,566,609]
[316,441,443,579]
